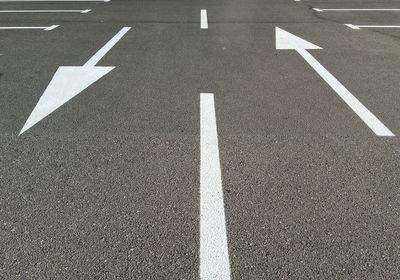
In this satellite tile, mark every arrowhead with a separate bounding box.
[19,66,114,135]
[275,27,322,50]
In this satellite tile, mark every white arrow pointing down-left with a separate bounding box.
[19,26,131,135]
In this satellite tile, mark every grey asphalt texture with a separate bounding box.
[1,0,400,279]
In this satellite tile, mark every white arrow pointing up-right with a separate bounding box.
[275,27,394,137]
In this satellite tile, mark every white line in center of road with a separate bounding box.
[200,93,231,280]
[0,9,91,13]
[200,9,208,29]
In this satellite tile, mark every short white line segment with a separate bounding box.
[314,8,400,12]
[201,9,208,29]
[19,27,131,135]
[346,24,400,30]
[276,27,394,136]
[200,93,231,280]
[0,9,91,13]
[0,25,59,30]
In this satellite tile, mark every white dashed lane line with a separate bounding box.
[200,93,231,280]
[200,9,208,29]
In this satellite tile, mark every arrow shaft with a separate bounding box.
[0,9,90,13]
[296,48,394,136]
[315,8,400,12]
[0,25,58,30]
[84,27,131,66]
[349,25,400,29]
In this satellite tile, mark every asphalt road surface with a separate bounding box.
[1,0,400,279]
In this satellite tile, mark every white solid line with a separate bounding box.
[0,0,107,2]
[314,8,400,12]
[201,9,208,29]
[0,25,58,30]
[84,26,131,66]
[346,24,400,29]
[0,9,91,13]
[200,93,231,280]
[297,49,394,136]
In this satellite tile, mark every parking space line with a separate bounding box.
[346,24,400,30]
[314,8,400,12]
[276,27,394,137]
[200,93,231,280]
[0,9,91,13]
[200,9,208,29]
[0,25,59,30]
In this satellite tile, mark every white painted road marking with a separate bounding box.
[0,25,59,30]
[45,25,59,30]
[200,93,231,280]
[0,9,91,13]
[19,27,131,135]
[275,27,394,137]
[84,27,130,66]
[345,24,361,30]
[346,24,400,30]
[201,9,208,29]
[313,8,400,12]
[314,8,400,12]
[0,0,108,2]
